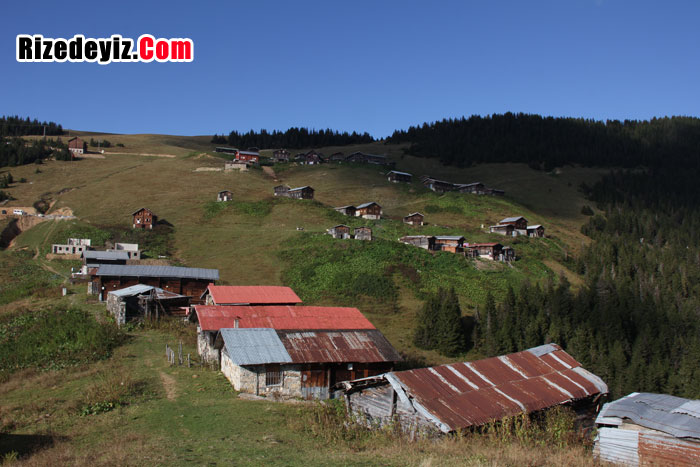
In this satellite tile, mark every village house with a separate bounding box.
[346,151,389,165]
[52,238,91,255]
[304,150,323,165]
[329,152,345,162]
[526,225,545,237]
[217,328,400,400]
[288,186,314,199]
[108,242,140,260]
[272,149,290,163]
[81,250,129,274]
[194,304,378,366]
[224,160,249,171]
[217,190,233,202]
[334,205,356,216]
[399,235,436,250]
[354,227,372,241]
[422,176,457,193]
[498,216,528,232]
[235,149,260,163]
[455,182,486,194]
[132,208,157,230]
[355,202,382,220]
[215,147,238,155]
[387,170,412,183]
[107,284,191,327]
[67,137,87,156]
[339,343,608,436]
[201,285,302,306]
[403,212,424,226]
[274,185,290,197]
[595,392,700,466]
[467,242,515,262]
[434,235,465,253]
[489,224,515,236]
[89,264,219,303]
[327,225,351,239]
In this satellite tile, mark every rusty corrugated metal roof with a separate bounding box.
[278,330,401,364]
[381,344,607,433]
[195,305,376,332]
[206,285,302,305]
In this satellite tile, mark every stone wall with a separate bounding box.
[220,354,303,398]
[106,294,126,326]
[197,329,219,365]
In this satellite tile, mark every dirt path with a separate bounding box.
[159,372,177,401]
[262,166,277,179]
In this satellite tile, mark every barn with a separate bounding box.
[387,170,412,183]
[132,208,157,230]
[595,393,700,466]
[339,343,608,436]
[403,212,424,226]
[355,202,382,220]
[90,264,219,303]
[201,285,302,306]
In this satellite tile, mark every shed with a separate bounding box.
[387,170,412,183]
[354,227,372,241]
[107,284,190,327]
[355,202,382,220]
[327,224,351,239]
[403,212,424,226]
[217,190,233,202]
[595,393,700,466]
[216,328,400,400]
[201,285,302,306]
[527,225,545,238]
[339,343,608,435]
[132,207,157,230]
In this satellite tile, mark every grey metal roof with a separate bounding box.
[596,392,700,440]
[435,235,465,241]
[356,202,379,209]
[388,170,412,176]
[108,284,157,298]
[220,328,292,365]
[289,186,313,191]
[82,250,130,261]
[96,264,219,281]
[527,225,543,229]
[500,216,527,223]
[404,212,424,217]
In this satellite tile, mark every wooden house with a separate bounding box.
[489,224,515,236]
[272,149,290,163]
[89,264,219,303]
[403,212,424,226]
[434,236,465,253]
[329,152,346,162]
[595,393,700,466]
[354,227,372,241]
[236,150,260,163]
[339,343,608,435]
[422,177,457,193]
[328,224,351,239]
[217,190,233,202]
[288,186,314,199]
[274,185,290,197]
[526,225,545,237]
[67,137,87,155]
[304,151,323,165]
[456,182,486,194]
[399,235,436,250]
[355,202,382,220]
[346,152,388,165]
[107,284,190,327]
[498,216,528,231]
[132,208,157,230]
[387,170,412,183]
[467,242,514,262]
[334,205,356,216]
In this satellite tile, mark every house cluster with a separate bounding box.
[334,202,382,220]
[399,235,516,262]
[421,176,505,196]
[54,238,141,263]
[489,216,545,237]
[327,225,372,241]
[274,185,315,200]
[272,150,392,166]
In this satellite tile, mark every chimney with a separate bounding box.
[234,317,240,329]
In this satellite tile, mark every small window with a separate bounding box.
[265,365,282,386]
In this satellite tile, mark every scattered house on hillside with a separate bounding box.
[434,235,465,253]
[224,160,249,171]
[456,182,486,194]
[293,153,306,163]
[346,151,389,165]
[201,285,302,306]
[67,137,87,155]
[489,224,515,236]
[327,224,351,239]
[108,242,141,260]
[81,250,129,274]
[422,176,505,196]
[498,216,528,232]
[354,227,372,241]
[89,264,219,303]
[273,149,290,163]
[403,212,424,226]
[194,304,378,365]
[387,170,412,183]
[595,393,700,466]
[274,185,290,197]
[399,235,436,250]
[487,188,506,196]
[235,149,260,163]
[132,208,157,230]
[526,225,545,238]
[355,202,382,219]
[288,186,315,199]
[467,243,515,262]
[335,205,356,217]
[216,327,400,400]
[422,177,457,193]
[215,147,238,155]
[329,152,345,162]
[217,190,233,202]
[304,150,323,165]
[339,343,608,435]
[107,284,190,327]
[52,238,91,255]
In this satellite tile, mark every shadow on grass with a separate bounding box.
[0,432,67,459]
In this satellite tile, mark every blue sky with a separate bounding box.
[2,1,699,137]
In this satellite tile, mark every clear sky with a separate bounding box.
[2,1,699,137]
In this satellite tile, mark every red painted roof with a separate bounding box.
[205,285,302,305]
[389,344,608,432]
[195,305,376,331]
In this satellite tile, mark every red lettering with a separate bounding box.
[139,35,154,60]
[170,40,192,60]
[155,40,168,60]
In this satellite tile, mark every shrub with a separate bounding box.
[580,205,594,216]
